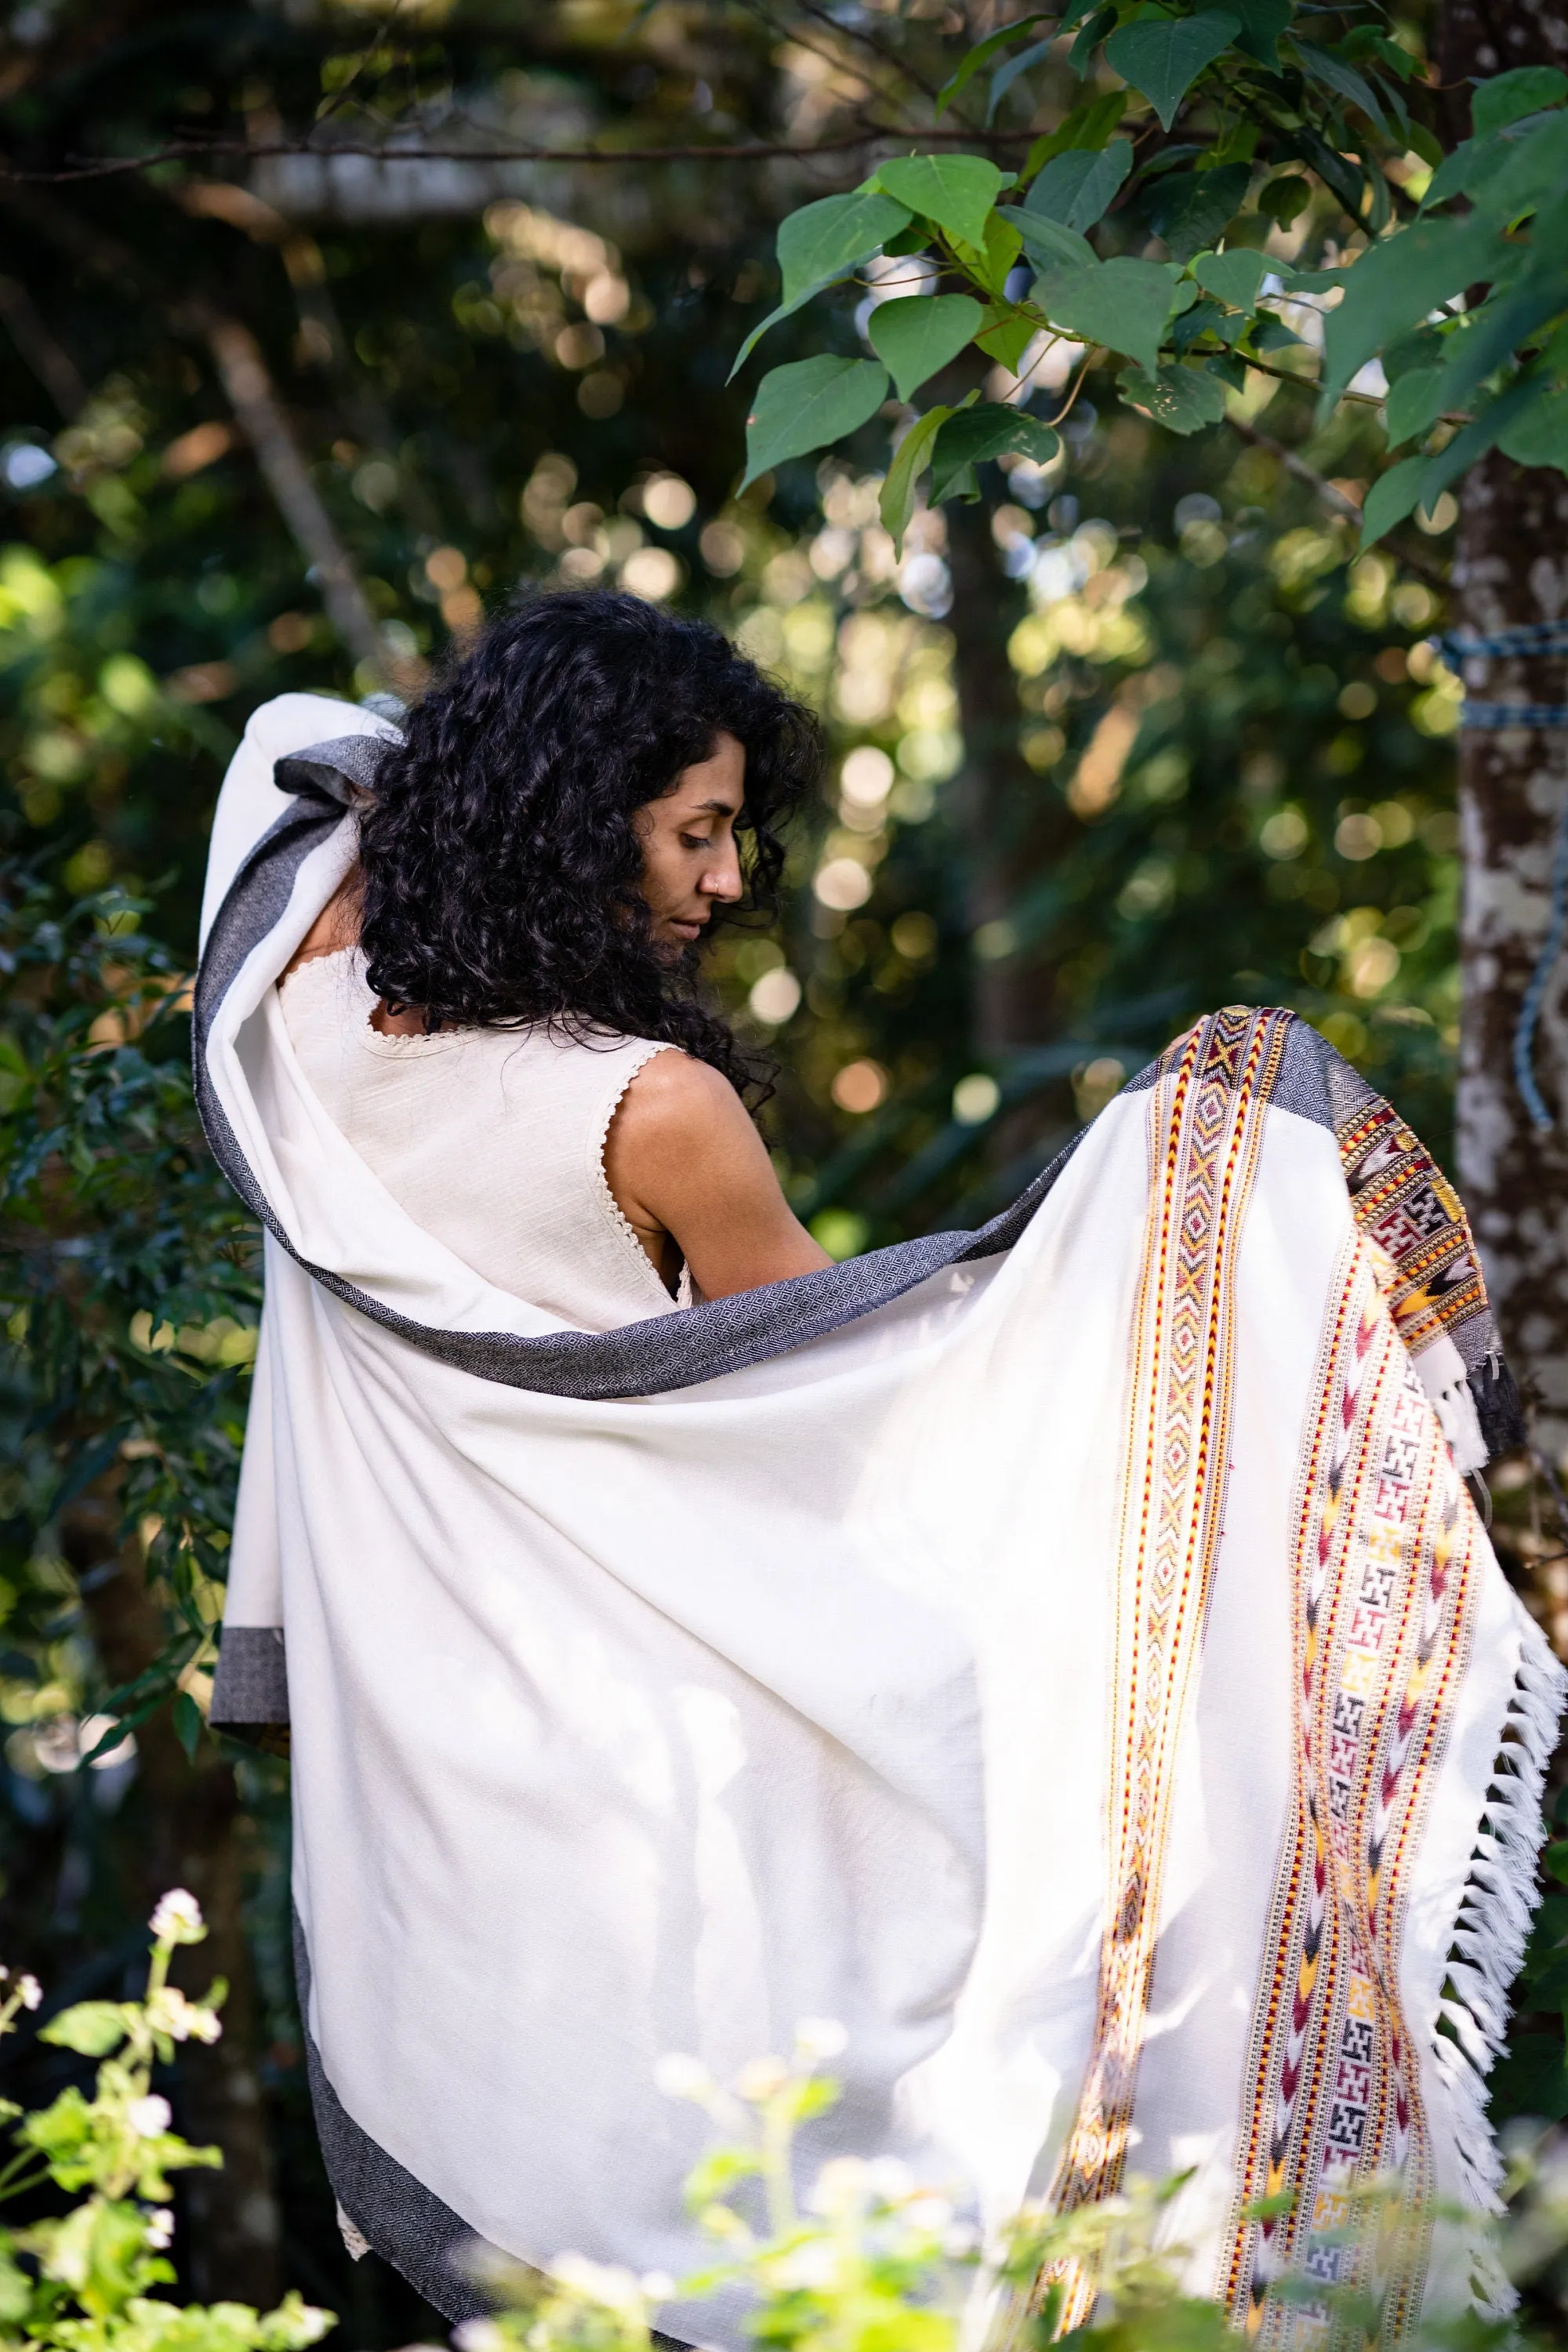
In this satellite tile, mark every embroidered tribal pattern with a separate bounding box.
[1336,1096,1488,1368]
[1222,1249,1478,2346]
[1033,1007,1288,2333]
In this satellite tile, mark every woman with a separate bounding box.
[201,589,1558,2348]
[274,593,829,1321]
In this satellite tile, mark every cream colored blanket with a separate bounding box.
[200,695,1562,2347]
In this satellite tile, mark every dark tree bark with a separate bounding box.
[946,496,1071,1058]
[1442,0,1568,1468]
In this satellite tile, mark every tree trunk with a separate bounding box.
[1443,0,1568,1471]
[945,496,1069,1058]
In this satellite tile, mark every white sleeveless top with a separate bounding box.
[278,949,688,1331]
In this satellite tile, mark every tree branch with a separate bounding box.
[1228,415,1450,592]
[0,122,1037,184]
[0,183,392,679]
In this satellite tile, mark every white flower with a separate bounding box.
[149,1890,204,1944]
[866,2158,914,2203]
[129,2095,172,2138]
[808,2157,870,2216]
[551,2255,644,2315]
[653,2053,712,2100]
[775,2241,838,2291]
[144,2207,175,2249]
[188,2008,222,2044]
[793,2016,848,2063]
[735,2056,789,2103]
[452,2322,504,2352]
[17,1975,40,2011]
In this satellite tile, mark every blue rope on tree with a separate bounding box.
[1431,622,1568,1129]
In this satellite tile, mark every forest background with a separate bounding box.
[2,0,1567,2341]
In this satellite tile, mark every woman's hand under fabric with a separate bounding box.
[604,1051,832,1300]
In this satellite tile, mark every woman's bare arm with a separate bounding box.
[604,1051,831,1300]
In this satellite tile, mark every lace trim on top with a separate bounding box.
[590,1043,692,1311]
[280,946,459,1053]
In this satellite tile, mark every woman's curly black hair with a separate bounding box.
[357,589,822,1098]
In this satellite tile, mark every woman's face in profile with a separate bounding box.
[637,731,747,952]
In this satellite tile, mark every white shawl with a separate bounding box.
[201,695,1562,2345]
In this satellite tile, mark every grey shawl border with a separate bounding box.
[293,1908,695,2349]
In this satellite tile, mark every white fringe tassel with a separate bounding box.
[1428,1616,1567,2315]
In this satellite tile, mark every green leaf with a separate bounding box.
[1192,249,1268,309]
[930,403,1061,501]
[1105,13,1240,130]
[1292,39,1388,132]
[934,13,1051,117]
[1384,364,1444,445]
[1225,0,1292,68]
[779,192,913,309]
[873,155,1014,251]
[989,38,1053,122]
[1420,374,1547,506]
[868,293,985,401]
[1145,165,1252,263]
[1034,257,1182,375]
[1026,140,1134,233]
[1474,113,1568,222]
[880,406,953,551]
[1436,281,1565,411]
[1069,5,1118,72]
[40,2001,131,2056]
[1117,361,1229,432]
[1320,218,1512,406]
[742,357,890,487]
[1015,212,1099,273]
[1471,65,1568,137]
[1358,456,1426,547]
[1258,172,1313,224]
[975,302,1043,372]
[1018,89,1127,184]
[1497,382,1568,470]
[728,191,913,378]
[173,1688,204,1759]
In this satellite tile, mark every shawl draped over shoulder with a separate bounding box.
[199,692,1563,2347]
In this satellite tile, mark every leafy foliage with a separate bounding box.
[734,6,1568,546]
[0,1896,331,2352]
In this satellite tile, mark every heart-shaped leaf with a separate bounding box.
[1225,0,1291,68]
[1025,139,1134,232]
[1143,163,1251,262]
[1104,13,1240,129]
[874,154,1014,251]
[869,294,985,401]
[880,406,954,551]
[742,356,890,488]
[1384,365,1444,446]
[729,191,912,378]
[1033,256,1182,376]
[1192,249,1269,309]
[930,404,1061,501]
[1117,361,1229,432]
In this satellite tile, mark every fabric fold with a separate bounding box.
[198,697,1562,2346]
